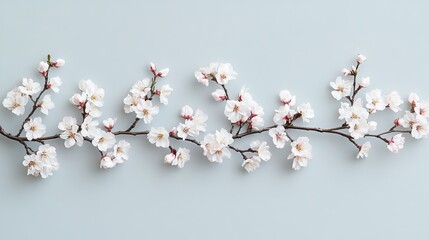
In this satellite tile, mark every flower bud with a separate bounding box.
[52,59,65,67]
[38,61,49,76]
[356,54,366,64]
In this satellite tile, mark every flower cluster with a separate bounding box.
[1,54,428,179]
[124,63,172,124]
[22,144,58,178]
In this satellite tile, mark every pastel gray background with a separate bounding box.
[1,0,428,239]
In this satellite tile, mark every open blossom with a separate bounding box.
[134,100,159,124]
[23,154,42,177]
[212,89,227,101]
[215,63,237,85]
[195,62,236,86]
[338,99,369,123]
[398,111,429,139]
[357,142,371,159]
[103,118,116,131]
[242,156,261,173]
[249,116,264,130]
[157,84,173,105]
[81,116,99,138]
[23,144,58,178]
[348,119,371,139]
[224,100,250,123]
[296,103,314,122]
[123,94,141,113]
[415,100,429,118]
[288,137,312,170]
[70,92,87,109]
[82,81,104,108]
[59,125,83,148]
[113,140,130,163]
[269,125,289,148]
[2,88,28,115]
[330,77,352,100]
[177,120,197,140]
[100,154,116,169]
[24,117,46,140]
[130,78,150,98]
[279,90,296,106]
[215,128,233,146]
[19,78,41,95]
[359,77,370,88]
[385,91,403,112]
[366,89,386,113]
[200,129,233,163]
[38,61,49,76]
[148,127,170,148]
[171,147,190,168]
[177,106,208,139]
[273,105,296,126]
[194,65,214,86]
[58,116,77,132]
[387,134,405,153]
[40,94,55,115]
[249,141,271,161]
[411,117,429,139]
[92,130,116,151]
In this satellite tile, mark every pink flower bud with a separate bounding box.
[341,68,351,76]
[394,118,400,126]
[157,68,169,77]
[38,61,49,76]
[52,59,65,67]
[150,62,156,73]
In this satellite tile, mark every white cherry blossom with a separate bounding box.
[288,137,312,170]
[357,142,371,159]
[38,61,49,76]
[158,84,173,105]
[330,77,352,100]
[212,89,227,101]
[92,130,116,151]
[268,125,289,148]
[387,134,405,153]
[296,103,314,122]
[385,91,403,112]
[215,63,237,85]
[47,77,62,93]
[242,156,261,173]
[366,89,386,113]
[40,94,55,115]
[113,140,130,163]
[359,77,370,88]
[24,117,46,140]
[279,90,296,106]
[356,54,366,64]
[2,88,28,115]
[19,78,42,95]
[148,127,170,148]
[250,141,271,161]
[134,100,159,124]
[130,78,151,98]
[81,116,99,138]
[224,100,250,123]
[273,105,295,126]
[171,147,190,168]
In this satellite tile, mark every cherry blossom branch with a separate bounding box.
[1,54,428,178]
